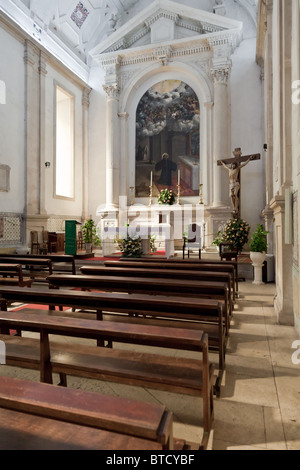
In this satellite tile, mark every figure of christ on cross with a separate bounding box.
[217,148,260,218]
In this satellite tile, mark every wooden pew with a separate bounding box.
[0,286,225,393]
[0,311,215,449]
[0,376,178,450]
[49,272,231,332]
[0,257,53,283]
[118,257,239,296]
[0,264,33,288]
[104,259,236,302]
[0,254,75,276]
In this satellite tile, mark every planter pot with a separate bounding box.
[85,243,92,254]
[250,251,267,285]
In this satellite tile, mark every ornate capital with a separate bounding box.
[211,65,231,84]
[103,83,120,99]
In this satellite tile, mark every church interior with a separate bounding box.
[0,0,299,451]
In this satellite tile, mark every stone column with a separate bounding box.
[118,112,129,201]
[24,40,40,216]
[211,65,231,207]
[203,102,213,205]
[39,51,47,216]
[82,87,91,220]
[103,84,120,208]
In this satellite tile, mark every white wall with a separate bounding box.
[88,65,107,220]
[44,62,84,217]
[231,37,265,234]
[0,26,25,213]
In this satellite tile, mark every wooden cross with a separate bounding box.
[217,148,260,218]
[217,148,260,167]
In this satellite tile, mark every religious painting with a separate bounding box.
[135,80,200,198]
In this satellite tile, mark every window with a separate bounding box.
[55,86,74,198]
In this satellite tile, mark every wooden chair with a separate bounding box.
[30,231,40,255]
[183,224,201,259]
[219,243,238,262]
[77,231,83,250]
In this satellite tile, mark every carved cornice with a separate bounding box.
[98,32,241,70]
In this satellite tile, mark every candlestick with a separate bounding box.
[148,185,153,206]
[130,187,135,206]
[177,184,181,205]
[199,184,203,204]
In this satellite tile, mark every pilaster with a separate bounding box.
[211,63,231,208]
[270,194,294,326]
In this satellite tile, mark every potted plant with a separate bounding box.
[82,219,101,254]
[250,224,269,285]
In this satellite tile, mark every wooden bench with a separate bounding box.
[49,271,231,331]
[0,286,225,393]
[0,257,53,283]
[118,257,239,296]
[0,264,33,288]
[0,311,215,449]
[0,254,75,279]
[105,259,236,302]
[0,376,180,450]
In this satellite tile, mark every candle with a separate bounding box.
[150,171,153,187]
[178,170,180,185]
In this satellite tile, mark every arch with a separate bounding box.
[119,62,213,203]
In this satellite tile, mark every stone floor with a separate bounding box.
[0,279,299,450]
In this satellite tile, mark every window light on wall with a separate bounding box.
[0,80,6,104]
[55,86,74,199]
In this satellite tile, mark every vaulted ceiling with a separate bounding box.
[0,0,258,79]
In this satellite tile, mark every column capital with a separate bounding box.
[103,83,120,99]
[211,65,231,84]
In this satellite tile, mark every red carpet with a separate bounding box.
[12,304,71,312]
[84,251,166,261]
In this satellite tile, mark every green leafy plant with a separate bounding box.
[221,218,250,252]
[82,219,101,246]
[157,188,176,205]
[212,230,223,247]
[118,235,143,258]
[250,224,268,252]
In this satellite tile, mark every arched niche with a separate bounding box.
[120,63,213,205]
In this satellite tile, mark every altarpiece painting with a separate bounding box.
[135,80,200,198]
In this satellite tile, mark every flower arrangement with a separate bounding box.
[157,188,176,205]
[221,218,250,252]
[118,235,143,258]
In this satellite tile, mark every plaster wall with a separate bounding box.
[0,25,25,213]
[231,37,265,232]
[88,65,107,219]
[43,62,84,217]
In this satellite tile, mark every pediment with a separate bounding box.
[90,0,242,58]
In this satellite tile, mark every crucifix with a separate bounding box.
[217,148,260,218]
